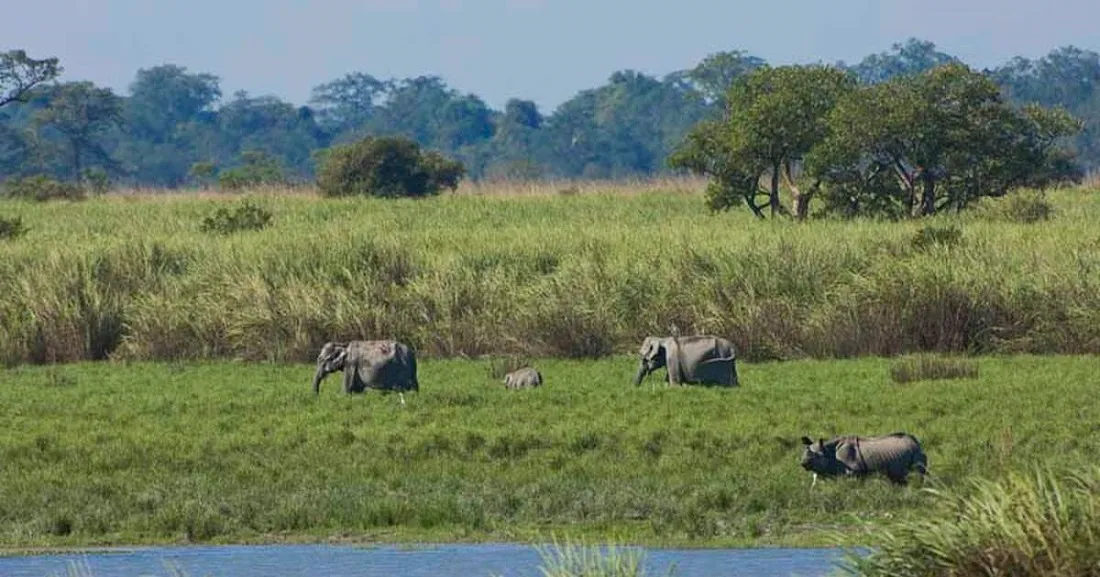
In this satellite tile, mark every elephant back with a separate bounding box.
[351,339,417,391]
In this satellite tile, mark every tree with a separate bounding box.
[126,64,221,142]
[309,72,387,135]
[678,50,767,108]
[685,64,856,218]
[316,135,465,198]
[0,49,61,108]
[807,63,1083,218]
[34,82,124,180]
[847,38,959,85]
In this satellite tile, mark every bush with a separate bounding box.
[316,135,466,198]
[2,175,86,202]
[911,224,963,250]
[199,199,273,234]
[842,468,1100,577]
[973,190,1055,223]
[0,215,28,240]
[217,150,286,191]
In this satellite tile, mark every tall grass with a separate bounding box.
[533,539,673,577]
[841,468,1100,577]
[1,184,1099,365]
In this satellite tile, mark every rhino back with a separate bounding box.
[850,435,922,472]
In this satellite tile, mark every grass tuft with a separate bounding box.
[888,354,980,384]
[841,467,1100,577]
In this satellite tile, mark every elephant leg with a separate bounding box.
[399,392,406,406]
[810,473,818,489]
[343,368,354,394]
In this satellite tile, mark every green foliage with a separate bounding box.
[316,135,465,198]
[842,468,1100,576]
[888,354,979,384]
[80,167,109,195]
[0,49,61,108]
[199,199,273,235]
[187,161,217,188]
[216,150,285,191]
[33,81,124,180]
[0,355,1097,548]
[1,174,86,201]
[0,214,28,240]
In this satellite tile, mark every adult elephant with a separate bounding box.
[633,335,739,387]
[312,340,419,402]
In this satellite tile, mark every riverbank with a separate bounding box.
[1,354,1096,551]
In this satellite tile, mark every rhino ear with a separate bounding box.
[800,436,813,446]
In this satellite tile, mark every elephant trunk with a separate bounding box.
[312,365,329,395]
[633,362,649,386]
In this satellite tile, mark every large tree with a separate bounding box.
[673,64,855,218]
[0,49,61,108]
[34,81,124,180]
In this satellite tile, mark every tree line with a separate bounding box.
[0,38,1098,190]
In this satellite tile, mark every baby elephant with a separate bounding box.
[800,432,929,487]
[503,367,543,389]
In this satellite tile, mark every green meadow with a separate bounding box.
[0,353,1097,550]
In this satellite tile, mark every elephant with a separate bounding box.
[799,432,929,488]
[312,340,419,403]
[503,366,543,389]
[632,335,739,387]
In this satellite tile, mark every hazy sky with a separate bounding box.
[3,0,1098,112]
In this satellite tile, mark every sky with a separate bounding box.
[3,0,1098,113]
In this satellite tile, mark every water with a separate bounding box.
[0,543,853,577]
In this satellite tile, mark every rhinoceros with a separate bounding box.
[503,366,543,389]
[799,432,929,487]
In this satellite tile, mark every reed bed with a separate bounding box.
[842,467,1100,577]
[1,184,1099,365]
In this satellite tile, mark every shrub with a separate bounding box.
[0,215,28,240]
[199,199,273,234]
[911,224,963,250]
[842,468,1100,577]
[316,135,466,198]
[188,161,218,189]
[973,190,1055,223]
[81,167,110,195]
[217,150,286,191]
[889,354,980,384]
[1,175,86,202]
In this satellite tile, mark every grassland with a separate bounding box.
[0,353,1098,551]
[1,181,1099,365]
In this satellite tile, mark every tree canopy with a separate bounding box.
[0,39,1095,191]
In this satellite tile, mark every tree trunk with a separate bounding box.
[920,172,937,217]
[783,161,815,221]
[71,142,83,183]
[769,164,781,217]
